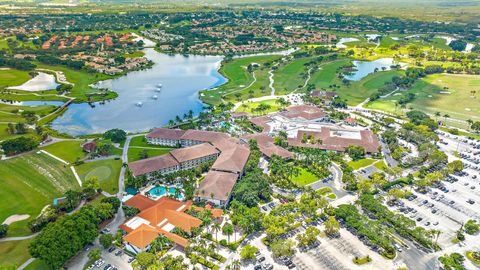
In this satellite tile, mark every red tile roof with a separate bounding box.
[242,133,293,159]
[212,145,250,173]
[281,105,326,120]
[170,143,219,163]
[196,171,238,201]
[128,154,179,177]
[146,128,186,140]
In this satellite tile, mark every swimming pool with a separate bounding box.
[147,186,183,199]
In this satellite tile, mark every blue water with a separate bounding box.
[51,48,226,135]
[344,58,401,81]
[0,100,64,106]
[148,186,183,199]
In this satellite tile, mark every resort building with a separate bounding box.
[249,104,380,154]
[129,128,251,207]
[196,170,238,207]
[120,195,222,253]
[241,133,294,159]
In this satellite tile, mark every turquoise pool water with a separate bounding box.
[148,186,183,199]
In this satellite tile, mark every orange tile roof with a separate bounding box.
[170,143,219,163]
[123,224,161,249]
[125,194,157,211]
[211,144,250,173]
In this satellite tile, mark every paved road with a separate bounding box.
[0,233,39,243]
[118,135,135,200]
[379,137,399,167]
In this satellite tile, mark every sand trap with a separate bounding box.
[2,214,30,225]
[439,91,451,94]
[465,108,471,111]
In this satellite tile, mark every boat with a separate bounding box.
[135,101,143,107]
[152,95,158,100]
[154,88,161,92]
[157,83,163,88]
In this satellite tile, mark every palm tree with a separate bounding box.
[467,119,474,130]
[434,111,441,121]
[222,223,234,244]
[212,221,221,242]
[443,114,450,124]
[232,260,241,270]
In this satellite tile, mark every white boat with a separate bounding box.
[154,88,161,92]
[135,101,143,107]
[152,95,158,100]
[157,83,163,88]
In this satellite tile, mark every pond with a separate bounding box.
[0,100,64,106]
[344,58,404,81]
[7,72,59,91]
[51,48,225,136]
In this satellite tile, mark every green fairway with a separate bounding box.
[200,55,280,105]
[127,147,173,162]
[0,239,33,269]
[0,153,78,236]
[292,167,318,187]
[0,69,31,90]
[367,73,480,126]
[274,56,313,94]
[348,158,378,170]
[235,99,282,115]
[40,140,85,163]
[75,159,123,194]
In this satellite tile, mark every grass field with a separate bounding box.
[292,167,318,187]
[200,55,280,105]
[40,140,85,163]
[24,259,52,270]
[348,158,378,170]
[127,147,173,162]
[0,239,33,269]
[0,69,31,90]
[0,152,78,236]
[235,99,282,115]
[274,56,312,94]
[75,159,122,194]
[367,73,480,126]
[129,136,174,148]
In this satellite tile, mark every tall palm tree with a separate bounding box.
[212,222,221,242]
[232,260,241,270]
[434,111,441,121]
[443,114,450,124]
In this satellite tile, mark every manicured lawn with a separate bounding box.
[274,56,313,94]
[0,239,33,269]
[127,147,173,162]
[40,140,85,163]
[235,99,282,115]
[292,167,318,186]
[374,160,390,172]
[348,158,377,170]
[0,152,78,236]
[24,259,52,270]
[0,69,31,90]
[75,159,123,194]
[367,73,480,127]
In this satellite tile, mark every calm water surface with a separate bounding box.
[51,48,225,135]
[344,58,403,81]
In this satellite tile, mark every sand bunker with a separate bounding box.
[2,214,30,225]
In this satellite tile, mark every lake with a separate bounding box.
[344,58,403,81]
[51,48,225,135]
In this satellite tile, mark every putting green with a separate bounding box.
[85,165,112,181]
